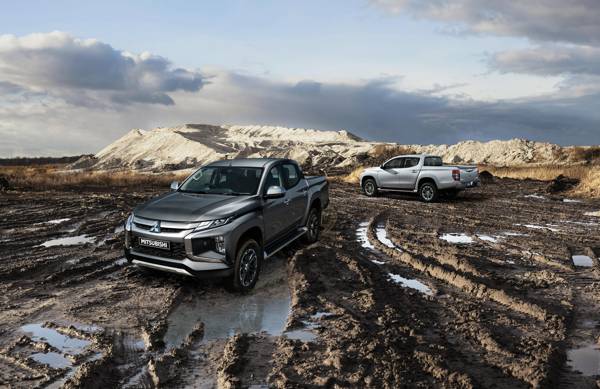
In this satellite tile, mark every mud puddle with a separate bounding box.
[439,233,473,244]
[356,221,375,249]
[517,224,560,232]
[567,343,600,376]
[388,273,433,296]
[375,224,397,249]
[163,273,290,349]
[477,234,500,243]
[21,323,91,354]
[572,255,594,267]
[40,234,96,248]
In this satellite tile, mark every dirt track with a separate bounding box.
[1,178,600,388]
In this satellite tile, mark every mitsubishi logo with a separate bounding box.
[149,221,161,233]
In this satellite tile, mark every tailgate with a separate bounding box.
[459,166,478,183]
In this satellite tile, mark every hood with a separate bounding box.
[134,191,260,223]
[362,167,381,175]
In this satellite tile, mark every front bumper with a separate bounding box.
[124,215,232,276]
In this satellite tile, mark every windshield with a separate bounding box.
[179,166,263,195]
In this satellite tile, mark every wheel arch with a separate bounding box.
[237,226,263,252]
[361,175,377,187]
[417,176,438,189]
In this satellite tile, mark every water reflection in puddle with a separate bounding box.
[388,273,433,296]
[30,352,71,369]
[163,277,290,349]
[356,222,375,249]
[477,234,499,243]
[572,255,594,267]
[40,235,95,248]
[517,224,560,232]
[21,323,90,354]
[46,218,71,225]
[376,226,396,249]
[284,325,318,342]
[568,343,600,376]
[525,194,546,200]
[439,233,473,244]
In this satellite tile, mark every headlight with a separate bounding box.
[193,217,234,232]
[125,213,134,231]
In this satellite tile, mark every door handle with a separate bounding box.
[411,170,418,173]
[284,199,291,206]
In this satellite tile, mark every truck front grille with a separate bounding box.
[131,238,187,260]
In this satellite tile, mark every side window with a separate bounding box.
[424,157,443,166]
[384,158,404,169]
[281,163,301,189]
[404,158,420,168]
[265,166,283,189]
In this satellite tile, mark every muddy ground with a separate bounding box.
[1,178,600,388]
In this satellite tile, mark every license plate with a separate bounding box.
[138,237,170,250]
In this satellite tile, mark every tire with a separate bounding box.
[419,181,438,202]
[362,178,378,197]
[302,207,321,244]
[229,239,262,293]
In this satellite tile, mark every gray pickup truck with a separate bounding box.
[124,158,328,292]
[360,154,479,202]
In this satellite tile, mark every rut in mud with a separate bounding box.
[1,179,600,388]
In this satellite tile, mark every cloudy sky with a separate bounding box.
[1,0,599,156]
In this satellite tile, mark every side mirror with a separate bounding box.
[265,185,286,199]
[170,181,180,191]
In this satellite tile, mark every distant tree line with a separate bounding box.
[0,155,92,166]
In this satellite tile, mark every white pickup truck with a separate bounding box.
[359,154,480,202]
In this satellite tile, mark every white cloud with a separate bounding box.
[372,0,600,45]
[0,31,205,105]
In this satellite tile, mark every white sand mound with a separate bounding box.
[74,123,592,171]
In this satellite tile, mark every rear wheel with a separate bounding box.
[419,182,438,203]
[302,207,321,244]
[229,239,262,293]
[362,178,378,197]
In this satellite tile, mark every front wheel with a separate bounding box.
[229,239,262,293]
[302,207,321,244]
[419,182,438,203]
[362,178,378,197]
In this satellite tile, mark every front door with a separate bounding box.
[378,157,405,188]
[262,165,293,243]
[393,157,421,189]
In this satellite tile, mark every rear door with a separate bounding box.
[281,163,308,229]
[378,157,405,188]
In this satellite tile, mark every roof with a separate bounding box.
[388,154,440,159]
[207,158,285,168]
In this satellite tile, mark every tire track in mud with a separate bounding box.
[359,206,596,387]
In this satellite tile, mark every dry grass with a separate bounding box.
[0,165,189,191]
[483,164,600,198]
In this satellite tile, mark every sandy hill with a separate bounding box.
[72,124,594,172]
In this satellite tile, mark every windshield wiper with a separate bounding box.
[217,192,250,196]
[179,189,208,194]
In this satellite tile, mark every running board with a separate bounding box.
[380,187,418,193]
[264,227,308,258]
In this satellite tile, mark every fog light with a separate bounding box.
[215,236,225,254]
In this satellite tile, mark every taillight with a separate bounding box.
[452,169,460,181]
